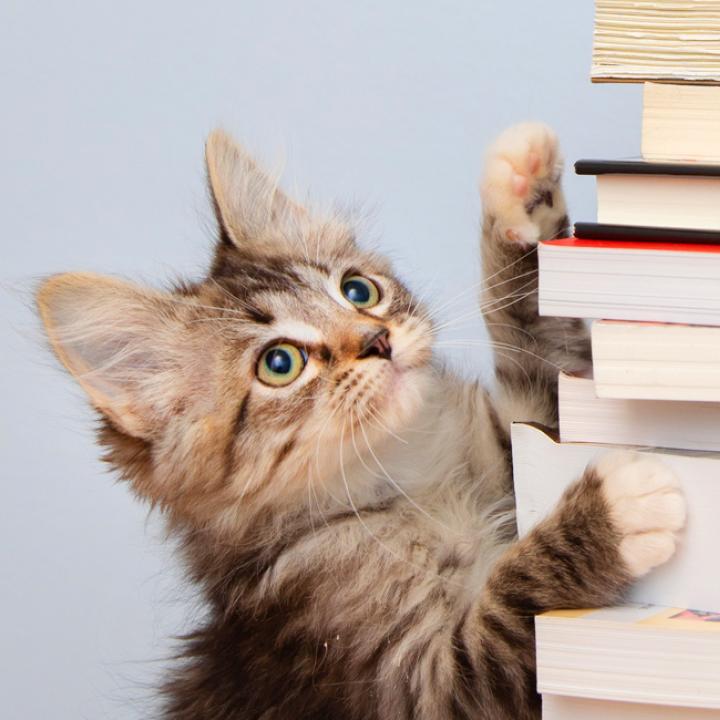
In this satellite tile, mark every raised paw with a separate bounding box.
[480,122,567,247]
[595,451,686,578]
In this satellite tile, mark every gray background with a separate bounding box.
[1,1,640,717]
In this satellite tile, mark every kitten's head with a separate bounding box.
[37,131,434,530]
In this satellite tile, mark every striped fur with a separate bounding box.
[37,124,684,719]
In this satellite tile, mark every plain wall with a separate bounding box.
[0,1,640,717]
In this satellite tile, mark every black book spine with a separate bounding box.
[574,222,720,245]
[575,159,720,177]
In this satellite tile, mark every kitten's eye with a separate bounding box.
[342,275,380,309]
[257,343,307,387]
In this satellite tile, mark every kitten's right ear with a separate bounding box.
[37,273,193,439]
[205,129,308,254]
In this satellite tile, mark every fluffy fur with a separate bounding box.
[37,123,685,719]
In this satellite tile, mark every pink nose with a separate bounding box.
[358,328,392,360]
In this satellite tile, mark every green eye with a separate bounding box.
[257,343,307,387]
[342,275,381,309]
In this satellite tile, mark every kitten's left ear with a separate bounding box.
[206,129,308,255]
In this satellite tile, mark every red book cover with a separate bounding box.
[542,237,720,254]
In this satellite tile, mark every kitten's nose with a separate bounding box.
[358,328,392,360]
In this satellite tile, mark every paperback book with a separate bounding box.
[543,694,720,720]
[592,0,720,83]
[558,372,720,452]
[536,605,720,709]
[642,82,720,163]
[591,320,720,402]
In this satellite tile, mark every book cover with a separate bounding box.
[573,223,720,245]
[575,159,720,177]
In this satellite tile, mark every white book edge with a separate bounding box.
[591,321,720,402]
[511,422,720,610]
[535,605,720,708]
[558,372,720,452]
[543,694,720,720]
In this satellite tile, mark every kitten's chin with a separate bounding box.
[367,364,432,436]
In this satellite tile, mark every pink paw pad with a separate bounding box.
[512,174,528,197]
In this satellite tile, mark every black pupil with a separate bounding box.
[344,278,370,304]
[266,348,293,375]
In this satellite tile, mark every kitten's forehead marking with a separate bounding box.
[268,320,323,345]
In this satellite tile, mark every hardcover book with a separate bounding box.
[538,238,720,326]
[575,159,720,232]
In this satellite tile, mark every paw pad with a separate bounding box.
[596,452,686,578]
[480,122,566,247]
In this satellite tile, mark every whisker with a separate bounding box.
[423,266,537,326]
[430,277,538,335]
[415,245,538,326]
[354,409,453,533]
[361,403,409,446]
[337,419,464,589]
[484,321,538,344]
[436,339,564,371]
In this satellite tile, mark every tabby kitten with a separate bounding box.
[38,123,685,720]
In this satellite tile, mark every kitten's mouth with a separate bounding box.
[351,354,429,433]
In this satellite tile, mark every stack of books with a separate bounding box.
[514,421,720,718]
[514,1,720,717]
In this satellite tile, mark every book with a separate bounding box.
[558,372,720,452]
[576,159,720,232]
[643,82,720,163]
[538,238,720,326]
[574,222,720,245]
[511,422,720,610]
[592,320,720,402]
[536,605,720,709]
[543,694,720,719]
[592,0,720,84]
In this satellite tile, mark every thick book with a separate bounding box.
[592,320,720,402]
[558,372,720,452]
[643,82,720,163]
[511,422,720,610]
[592,0,720,84]
[576,159,720,232]
[543,694,720,720]
[536,605,720,709]
[538,238,720,326]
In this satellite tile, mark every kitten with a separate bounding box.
[37,123,685,720]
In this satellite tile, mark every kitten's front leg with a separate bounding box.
[487,452,685,611]
[479,123,591,426]
[454,453,685,718]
